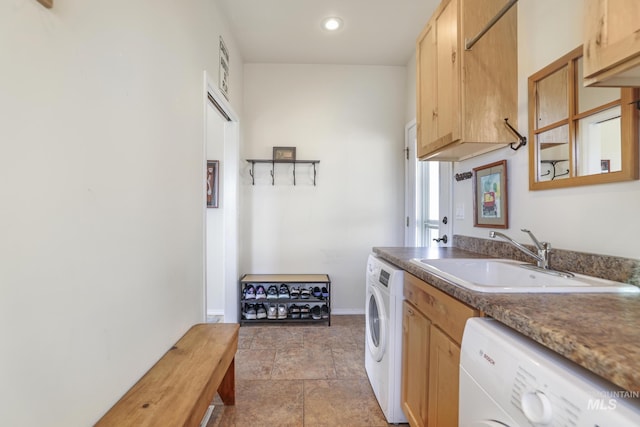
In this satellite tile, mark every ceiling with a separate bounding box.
[215,0,440,66]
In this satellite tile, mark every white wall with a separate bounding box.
[0,1,242,426]
[241,64,406,312]
[452,0,640,259]
[405,54,418,124]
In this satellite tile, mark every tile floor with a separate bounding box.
[206,315,408,427]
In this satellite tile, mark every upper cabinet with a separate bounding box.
[584,0,640,87]
[416,0,517,161]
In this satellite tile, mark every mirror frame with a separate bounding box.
[528,46,639,190]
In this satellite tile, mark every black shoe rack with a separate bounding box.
[239,274,331,326]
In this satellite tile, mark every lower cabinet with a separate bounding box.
[402,301,430,426]
[427,326,461,426]
[401,273,479,427]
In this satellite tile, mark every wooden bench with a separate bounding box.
[96,323,239,427]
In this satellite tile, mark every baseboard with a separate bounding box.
[330,308,365,315]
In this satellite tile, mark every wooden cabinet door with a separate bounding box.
[416,0,459,159]
[417,22,438,158]
[427,326,461,427]
[584,0,640,86]
[402,301,430,427]
[435,0,459,144]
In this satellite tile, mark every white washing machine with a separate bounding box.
[460,318,640,426]
[365,254,407,424]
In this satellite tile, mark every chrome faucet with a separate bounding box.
[489,229,551,269]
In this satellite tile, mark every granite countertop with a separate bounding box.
[373,246,640,393]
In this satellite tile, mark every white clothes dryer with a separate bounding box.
[365,254,407,424]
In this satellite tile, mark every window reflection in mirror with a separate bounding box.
[528,46,639,190]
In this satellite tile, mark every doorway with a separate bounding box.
[205,101,226,319]
[204,72,239,323]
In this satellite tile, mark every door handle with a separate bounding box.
[433,235,448,244]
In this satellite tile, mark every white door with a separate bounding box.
[404,121,418,246]
[435,161,452,246]
[405,121,452,247]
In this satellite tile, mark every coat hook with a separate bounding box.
[455,172,473,181]
[504,118,527,151]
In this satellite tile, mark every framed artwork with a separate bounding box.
[207,160,219,208]
[473,160,508,228]
[273,146,296,162]
[601,159,610,173]
[218,36,230,100]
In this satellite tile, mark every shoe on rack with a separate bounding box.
[256,285,267,300]
[244,303,257,320]
[312,286,322,298]
[290,286,300,299]
[300,287,311,299]
[289,304,301,319]
[267,304,277,319]
[278,284,290,299]
[321,287,329,298]
[266,285,279,299]
[300,304,311,319]
[311,305,322,320]
[244,285,256,300]
[277,304,288,319]
[321,304,329,319]
[256,303,267,319]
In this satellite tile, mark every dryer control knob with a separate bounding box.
[521,391,553,424]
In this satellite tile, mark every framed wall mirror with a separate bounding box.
[528,46,639,190]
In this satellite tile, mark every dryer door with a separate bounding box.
[366,285,388,362]
[459,368,517,427]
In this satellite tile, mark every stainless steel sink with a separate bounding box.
[409,258,640,293]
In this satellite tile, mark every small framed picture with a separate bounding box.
[473,160,508,228]
[206,160,219,208]
[601,159,610,173]
[273,146,296,162]
[218,36,230,100]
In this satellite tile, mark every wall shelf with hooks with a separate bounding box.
[540,160,569,180]
[246,159,320,186]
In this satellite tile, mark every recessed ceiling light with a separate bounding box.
[322,17,343,31]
